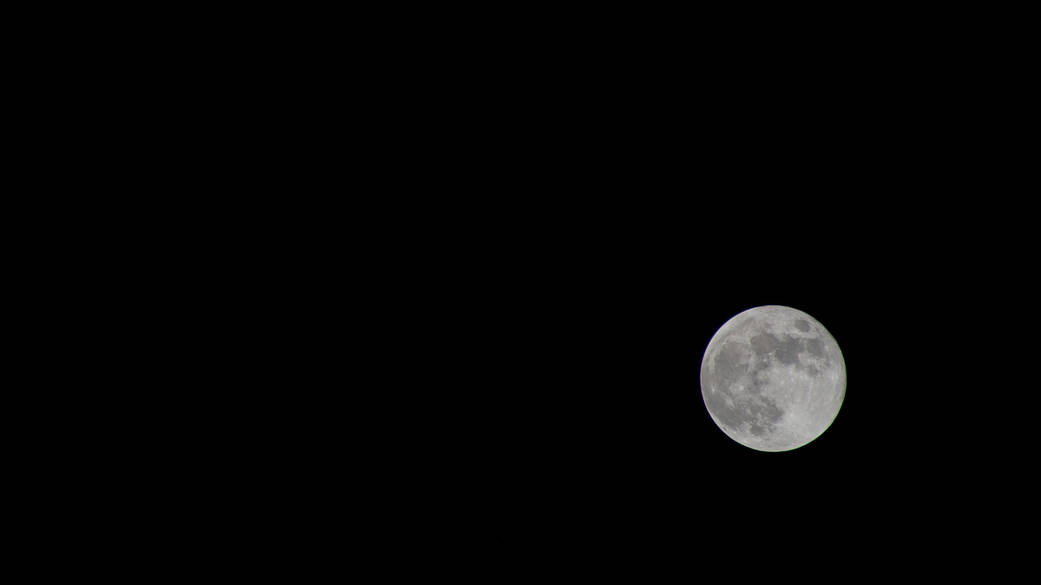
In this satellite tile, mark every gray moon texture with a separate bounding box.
[700,305,846,452]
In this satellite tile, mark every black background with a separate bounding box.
[25,6,1035,573]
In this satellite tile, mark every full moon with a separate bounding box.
[700,305,846,452]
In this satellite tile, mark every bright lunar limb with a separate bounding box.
[700,305,846,452]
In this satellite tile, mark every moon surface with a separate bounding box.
[700,305,846,452]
